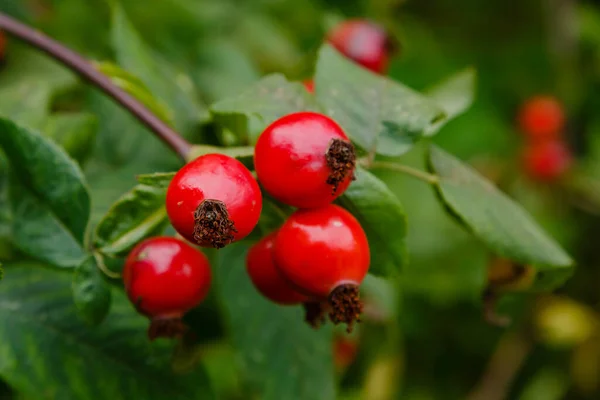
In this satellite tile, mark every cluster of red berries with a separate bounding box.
[123,111,369,338]
[304,19,394,92]
[518,96,573,182]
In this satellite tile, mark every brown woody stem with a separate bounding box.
[0,12,192,160]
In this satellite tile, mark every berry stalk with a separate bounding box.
[0,12,192,160]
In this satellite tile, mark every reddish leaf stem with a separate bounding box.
[0,12,192,160]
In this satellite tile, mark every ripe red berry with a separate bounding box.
[166,153,262,249]
[303,79,314,93]
[517,96,565,141]
[274,204,370,332]
[0,31,5,62]
[254,112,356,209]
[327,19,393,74]
[123,236,211,340]
[246,231,309,305]
[522,140,572,182]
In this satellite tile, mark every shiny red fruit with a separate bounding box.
[274,204,369,331]
[327,19,391,74]
[123,236,211,339]
[255,112,356,209]
[166,154,262,249]
[522,140,572,181]
[0,31,5,61]
[518,96,565,141]
[246,231,309,305]
[303,79,314,93]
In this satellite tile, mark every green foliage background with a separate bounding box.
[1,0,600,399]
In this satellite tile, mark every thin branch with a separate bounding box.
[0,12,192,160]
[366,161,439,184]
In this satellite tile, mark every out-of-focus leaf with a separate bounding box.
[0,262,215,400]
[428,145,574,290]
[424,67,476,136]
[215,242,335,400]
[0,119,90,267]
[186,145,254,164]
[336,167,407,276]
[314,44,445,156]
[94,61,174,124]
[72,255,111,325]
[111,4,209,134]
[193,38,260,102]
[44,113,98,165]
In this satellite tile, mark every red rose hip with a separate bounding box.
[274,204,370,332]
[522,140,572,182]
[517,96,565,141]
[246,231,328,327]
[327,19,393,74]
[166,153,262,248]
[254,112,356,209]
[123,236,211,340]
[246,231,309,305]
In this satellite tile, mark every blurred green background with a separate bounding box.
[3,0,600,399]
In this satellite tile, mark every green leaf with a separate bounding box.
[136,172,176,189]
[0,82,52,130]
[427,145,574,289]
[72,255,111,325]
[314,44,445,157]
[111,4,209,135]
[186,145,254,164]
[0,262,215,400]
[44,113,98,165]
[193,38,261,102]
[424,67,477,136]
[94,61,174,125]
[336,167,407,276]
[93,180,169,258]
[215,242,335,400]
[0,119,90,267]
[210,74,320,143]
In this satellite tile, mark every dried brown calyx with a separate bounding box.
[148,317,188,341]
[328,284,363,333]
[193,199,237,249]
[325,139,356,194]
[303,301,328,329]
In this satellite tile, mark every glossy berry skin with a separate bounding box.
[0,31,5,61]
[166,153,262,246]
[303,79,314,94]
[273,204,370,298]
[522,140,572,182]
[246,231,309,305]
[327,20,390,74]
[123,236,211,318]
[255,112,355,209]
[518,96,565,141]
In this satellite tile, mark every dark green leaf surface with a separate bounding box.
[0,263,215,400]
[428,145,574,288]
[314,44,445,156]
[44,113,98,164]
[210,74,320,142]
[215,242,335,400]
[93,181,169,258]
[424,67,477,136]
[0,119,90,267]
[111,4,208,134]
[337,167,408,276]
[72,255,111,325]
